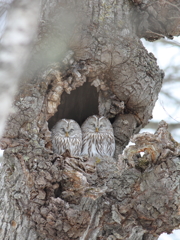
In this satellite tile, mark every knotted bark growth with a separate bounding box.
[1,0,180,240]
[131,0,180,41]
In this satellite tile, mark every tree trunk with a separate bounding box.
[1,0,180,239]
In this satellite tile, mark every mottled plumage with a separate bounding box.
[81,115,115,157]
[51,119,82,156]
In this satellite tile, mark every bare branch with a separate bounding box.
[161,91,180,104]
[145,121,180,131]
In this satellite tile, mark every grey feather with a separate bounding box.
[81,115,115,157]
[51,119,82,156]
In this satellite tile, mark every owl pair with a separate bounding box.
[51,115,115,157]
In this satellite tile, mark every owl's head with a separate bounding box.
[52,119,82,138]
[81,115,113,133]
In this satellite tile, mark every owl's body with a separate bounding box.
[51,119,82,156]
[81,115,115,157]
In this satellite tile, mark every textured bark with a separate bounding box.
[0,0,180,240]
[132,0,180,41]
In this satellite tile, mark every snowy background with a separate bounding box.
[141,38,180,142]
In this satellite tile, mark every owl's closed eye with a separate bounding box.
[51,119,82,156]
[81,115,115,157]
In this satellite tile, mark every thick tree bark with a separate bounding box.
[1,0,180,239]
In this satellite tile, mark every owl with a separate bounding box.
[51,119,82,156]
[81,115,115,157]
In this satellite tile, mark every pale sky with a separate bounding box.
[141,37,180,142]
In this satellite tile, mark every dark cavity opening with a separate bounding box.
[48,81,99,129]
[109,116,116,124]
[54,182,63,198]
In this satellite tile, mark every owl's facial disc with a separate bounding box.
[95,121,103,133]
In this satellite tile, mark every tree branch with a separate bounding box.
[145,121,180,131]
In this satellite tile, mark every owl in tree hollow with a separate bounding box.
[81,115,115,157]
[51,119,82,156]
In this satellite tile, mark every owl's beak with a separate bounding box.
[65,132,69,137]
[95,128,99,132]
